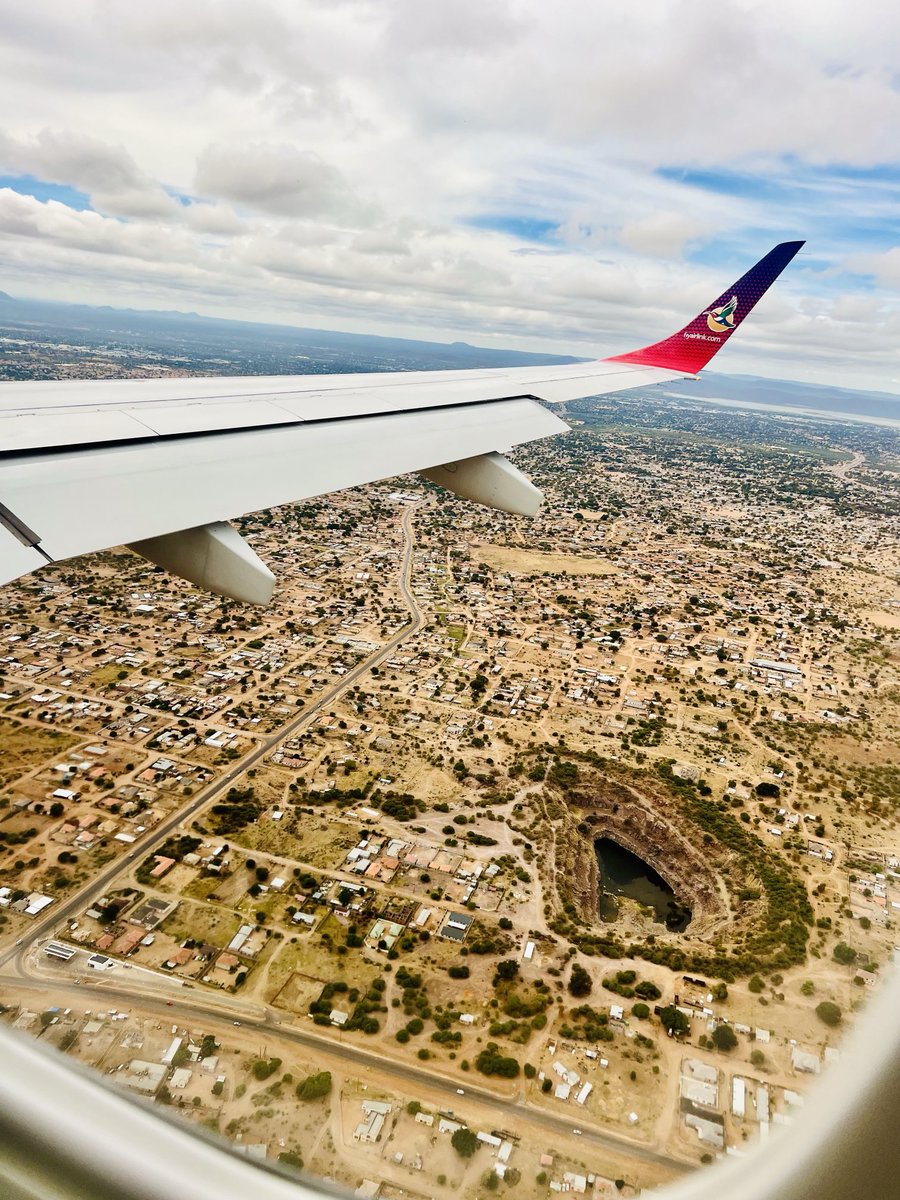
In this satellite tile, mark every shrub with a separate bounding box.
[476,1046,520,1077]
[634,980,661,1001]
[833,942,857,966]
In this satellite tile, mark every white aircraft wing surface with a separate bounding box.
[0,242,802,603]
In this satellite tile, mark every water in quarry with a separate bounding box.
[595,836,691,931]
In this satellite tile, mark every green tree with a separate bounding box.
[748,975,765,993]
[200,1035,219,1058]
[815,1001,842,1027]
[475,1046,520,1077]
[659,1005,690,1036]
[296,1071,332,1100]
[711,1024,738,1052]
[493,960,519,985]
[252,1057,282,1081]
[568,964,593,998]
[451,1127,479,1158]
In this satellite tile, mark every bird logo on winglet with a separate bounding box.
[704,295,738,333]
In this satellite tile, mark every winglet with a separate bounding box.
[605,240,804,374]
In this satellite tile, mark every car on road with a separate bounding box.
[456,1088,465,1095]
[572,1128,582,1136]
[233,1021,241,1026]
[165,1000,173,1006]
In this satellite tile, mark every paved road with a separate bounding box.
[0,504,423,977]
[0,971,691,1175]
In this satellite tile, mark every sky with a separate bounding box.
[0,0,898,392]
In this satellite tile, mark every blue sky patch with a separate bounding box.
[661,159,900,281]
[164,186,194,207]
[465,214,559,242]
[0,174,92,211]
[657,166,785,202]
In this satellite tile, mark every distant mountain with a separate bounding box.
[0,291,583,375]
[668,370,900,421]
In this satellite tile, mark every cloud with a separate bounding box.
[619,213,708,259]
[844,246,900,287]
[0,129,178,218]
[195,142,362,219]
[0,0,895,391]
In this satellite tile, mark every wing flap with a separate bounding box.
[0,531,49,585]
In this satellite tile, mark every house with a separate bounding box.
[791,1048,820,1074]
[439,911,473,942]
[149,856,175,879]
[354,1101,390,1143]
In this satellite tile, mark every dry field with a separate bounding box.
[162,897,243,947]
[0,719,80,790]
[233,815,357,867]
[470,543,618,577]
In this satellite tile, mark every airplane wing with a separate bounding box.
[0,241,803,603]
